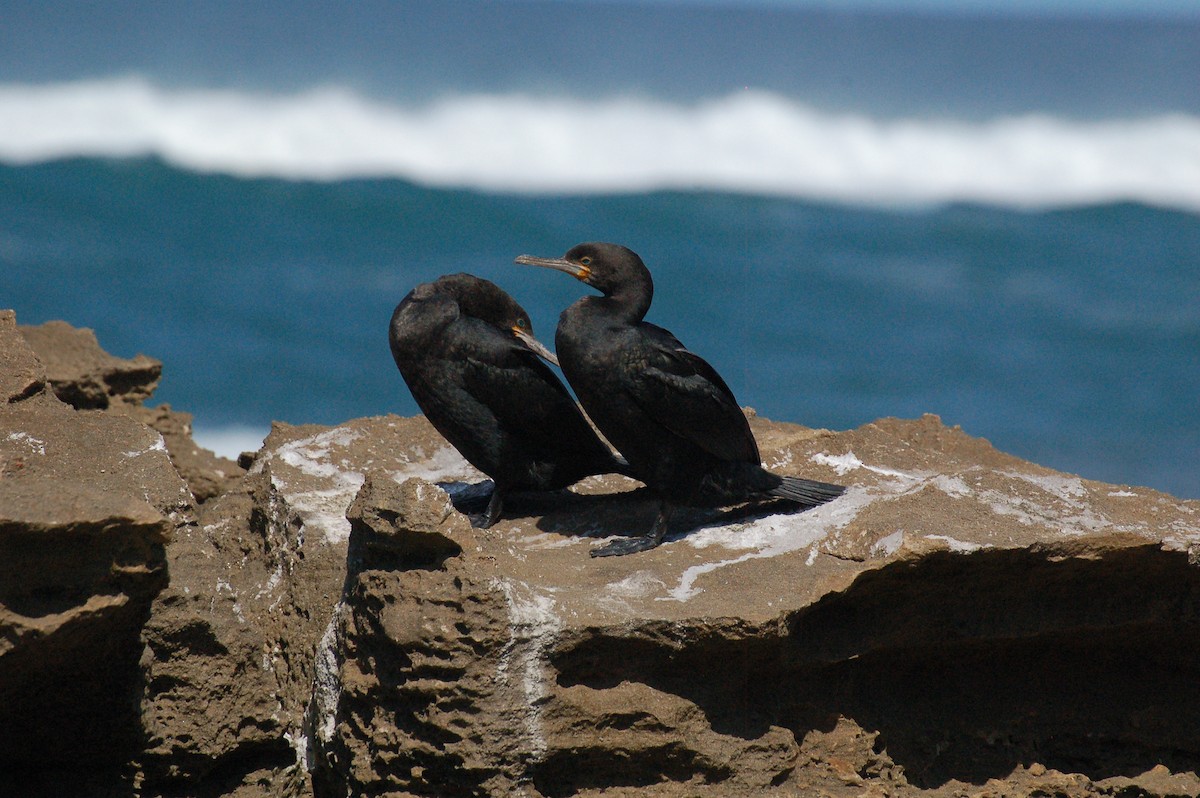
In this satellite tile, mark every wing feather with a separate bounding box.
[456,323,602,455]
[627,323,759,463]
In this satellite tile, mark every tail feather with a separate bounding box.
[769,476,846,508]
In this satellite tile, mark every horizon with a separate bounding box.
[556,0,1200,17]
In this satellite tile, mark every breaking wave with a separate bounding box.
[192,425,269,461]
[3,77,1199,211]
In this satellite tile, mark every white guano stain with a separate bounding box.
[258,430,481,547]
[123,433,169,458]
[284,730,310,772]
[389,445,480,485]
[872,530,905,557]
[661,449,945,602]
[213,577,245,624]
[925,534,987,553]
[257,561,284,601]
[597,570,668,614]
[1004,471,1087,502]
[986,471,1115,537]
[493,578,562,763]
[933,474,971,498]
[659,447,1028,600]
[268,428,366,545]
[665,493,863,602]
[6,431,46,455]
[310,610,344,766]
[811,450,920,481]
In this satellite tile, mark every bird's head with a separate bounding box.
[515,242,653,316]
[432,273,558,365]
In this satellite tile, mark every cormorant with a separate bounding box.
[516,243,845,556]
[389,272,631,527]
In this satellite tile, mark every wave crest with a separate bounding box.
[3,78,1198,211]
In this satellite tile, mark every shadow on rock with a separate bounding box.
[533,488,827,547]
[549,544,1200,789]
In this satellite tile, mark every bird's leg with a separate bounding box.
[470,487,505,529]
[590,501,674,557]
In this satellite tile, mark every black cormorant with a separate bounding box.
[389,272,631,527]
[516,243,844,556]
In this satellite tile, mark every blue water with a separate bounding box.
[2,1,1199,498]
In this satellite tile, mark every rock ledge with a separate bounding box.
[2,310,1199,798]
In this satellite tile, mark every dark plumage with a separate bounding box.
[389,273,630,527]
[516,243,845,556]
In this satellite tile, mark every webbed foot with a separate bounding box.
[590,534,664,557]
[588,500,674,557]
[469,488,504,529]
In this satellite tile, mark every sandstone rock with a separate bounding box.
[18,319,162,409]
[0,385,189,791]
[1,312,199,794]
[18,316,244,503]
[135,415,480,797]
[6,309,1200,798]
[117,402,245,504]
[268,412,1200,798]
[137,470,314,796]
[1,309,46,402]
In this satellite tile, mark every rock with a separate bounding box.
[6,308,1200,797]
[117,402,244,504]
[18,317,244,503]
[1096,763,1200,797]
[0,342,190,790]
[311,479,515,796]
[136,415,481,797]
[18,319,162,409]
[0,310,46,402]
[137,471,312,796]
[290,412,1200,798]
[344,473,468,570]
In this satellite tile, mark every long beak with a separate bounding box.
[512,327,560,367]
[514,254,591,283]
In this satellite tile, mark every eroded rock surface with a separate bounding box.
[1,313,189,793]
[1,310,45,402]
[135,415,482,797]
[18,317,244,502]
[18,319,163,410]
[298,413,1200,798]
[4,310,1200,798]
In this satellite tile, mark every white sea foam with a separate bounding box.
[193,424,269,461]
[3,78,1199,211]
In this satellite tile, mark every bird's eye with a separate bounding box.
[516,318,528,328]
[580,257,592,266]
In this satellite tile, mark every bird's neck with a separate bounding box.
[601,279,652,324]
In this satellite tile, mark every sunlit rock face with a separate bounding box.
[4,310,1200,798]
[304,411,1200,798]
[0,311,184,788]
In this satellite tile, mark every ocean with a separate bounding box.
[2,1,1198,499]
